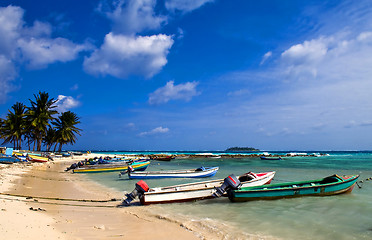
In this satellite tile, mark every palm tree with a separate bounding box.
[26,92,58,151]
[44,127,57,152]
[0,117,5,143]
[0,102,26,150]
[53,111,81,152]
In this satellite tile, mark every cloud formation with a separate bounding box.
[0,5,90,102]
[260,51,272,65]
[165,0,214,13]
[54,95,81,113]
[139,126,169,136]
[99,0,167,34]
[148,80,200,105]
[84,33,174,79]
[221,29,372,147]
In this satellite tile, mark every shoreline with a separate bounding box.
[0,156,202,239]
[0,154,277,239]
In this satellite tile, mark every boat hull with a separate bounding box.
[140,171,276,205]
[0,156,21,164]
[73,161,150,173]
[128,167,219,179]
[28,154,49,162]
[228,174,359,202]
[260,156,281,160]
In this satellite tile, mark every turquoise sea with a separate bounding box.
[86,151,372,239]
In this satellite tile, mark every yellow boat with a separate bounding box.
[72,160,150,173]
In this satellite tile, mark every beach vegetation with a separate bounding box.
[226,147,260,151]
[25,92,58,151]
[52,111,82,152]
[0,102,27,150]
[0,91,81,152]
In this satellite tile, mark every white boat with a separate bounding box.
[138,171,276,205]
[127,166,219,179]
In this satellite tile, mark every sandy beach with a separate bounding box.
[0,155,213,240]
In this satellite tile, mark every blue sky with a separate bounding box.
[1,0,372,151]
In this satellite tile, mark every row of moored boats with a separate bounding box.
[63,155,360,206]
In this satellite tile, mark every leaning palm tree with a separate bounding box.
[25,92,58,151]
[0,102,26,150]
[53,111,81,152]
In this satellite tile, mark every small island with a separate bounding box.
[225,147,260,152]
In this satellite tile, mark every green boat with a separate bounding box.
[228,174,359,202]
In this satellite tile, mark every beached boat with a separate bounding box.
[260,156,282,160]
[149,155,175,161]
[0,156,22,164]
[72,160,150,173]
[228,174,359,202]
[28,154,50,162]
[137,171,275,205]
[13,151,50,162]
[127,166,219,179]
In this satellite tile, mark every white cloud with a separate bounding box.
[98,0,167,34]
[0,6,23,56]
[281,38,328,65]
[18,37,89,69]
[148,80,200,105]
[0,5,91,101]
[139,126,169,136]
[0,55,17,103]
[165,0,214,13]
[260,51,272,65]
[84,33,174,79]
[54,95,81,113]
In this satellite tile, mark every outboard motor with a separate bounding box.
[65,163,78,171]
[213,174,241,198]
[123,180,149,205]
[126,165,135,177]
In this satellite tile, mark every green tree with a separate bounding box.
[53,111,81,152]
[0,102,26,150]
[44,127,57,152]
[26,91,58,151]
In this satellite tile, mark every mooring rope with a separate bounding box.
[0,192,121,203]
[356,177,372,188]
[0,195,122,208]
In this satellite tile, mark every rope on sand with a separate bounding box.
[0,195,122,208]
[0,192,121,203]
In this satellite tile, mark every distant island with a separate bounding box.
[225,147,260,151]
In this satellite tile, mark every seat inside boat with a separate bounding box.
[319,175,341,184]
[238,173,255,182]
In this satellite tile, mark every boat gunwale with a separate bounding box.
[129,167,219,175]
[144,171,276,195]
[229,184,357,202]
[73,161,150,173]
[231,174,359,194]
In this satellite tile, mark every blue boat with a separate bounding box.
[126,166,219,179]
[0,156,22,164]
[228,174,359,202]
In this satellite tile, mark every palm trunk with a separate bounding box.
[58,143,63,152]
[37,138,42,151]
[53,143,58,152]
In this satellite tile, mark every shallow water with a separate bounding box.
[86,151,372,239]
